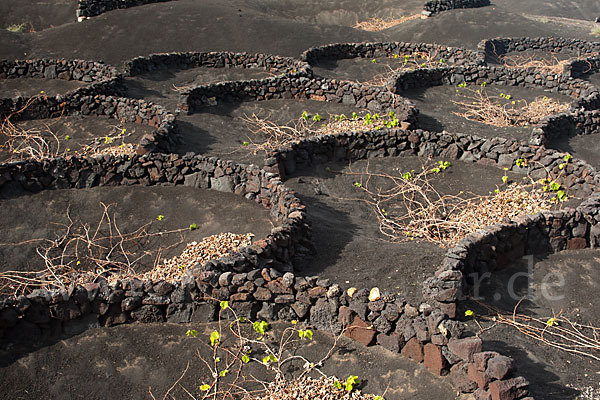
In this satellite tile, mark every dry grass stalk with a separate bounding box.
[345,161,562,247]
[474,299,600,362]
[354,15,421,31]
[453,87,570,128]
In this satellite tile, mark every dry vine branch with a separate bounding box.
[354,14,421,31]
[472,298,600,362]
[453,87,570,128]
[0,95,66,161]
[0,203,254,297]
[501,52,593,75]
[1,97,137,161]
[341,160,564,247]
[150,301,382,400]
[241,111,402,153]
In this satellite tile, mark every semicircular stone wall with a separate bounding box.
[389,64,600,146]
[0,58,123,119]
[123,51,310,78]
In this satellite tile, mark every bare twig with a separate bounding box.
[339,160,565,247]
[0,203,254,296]
[453,87,570,128]
[472,298,600,361]
[354,15,421,31]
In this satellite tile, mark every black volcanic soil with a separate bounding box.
[0,77,86,98]
[584,71,600,90]
[1,0,598,65]
[174,98,370,165]
[402,84,572,140]
[0,0,76,32]
[286,156,530,305]
[386,6,599,51]
[0,0,382,64]
[0,185,272,274]
[1,0,600,398]
[461,249,600,399]
[0,116,154,163]
[244,0,424,26]
[123,67,275,111]
[547,132,600,171]
[0,320,457,400]
[311,56,447,84]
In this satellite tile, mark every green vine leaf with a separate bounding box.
[186,329,197,338]
[210,331,220,347]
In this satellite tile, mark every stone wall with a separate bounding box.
[123,51,309,77]
[423,0,491,15]
[532,109,600,146]
[424,195,600,302]
[301,42,483,67]
[0,58,123,119]
[8,42,600,397]
[269,128,598,202]
[77,0,174,19]
[478,37,600,79]
[178,76,418,130]
[0,59,120,82]
[391,65,598,102]
[0,153,310,274]
[1,92,176,153]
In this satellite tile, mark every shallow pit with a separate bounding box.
[0,185,272,277]
[546,132,600,170]
[312,56,447,84]
[123,67,275,111]
[0,320,457,400]
[175,98,371,165]
[402,84,572,140]
[485,49,582,67]
[285,155,544,305]
[0,115,155,163]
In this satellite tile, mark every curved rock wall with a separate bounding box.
[423,0,491,15]
[123,51,309,77]
[6,39,600,397]
[390,65,600,146]
[301,42,483,67]
[0,59,123,119]
[478,37,600,79]
[77,0,174,19]
[178,76,418,133]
